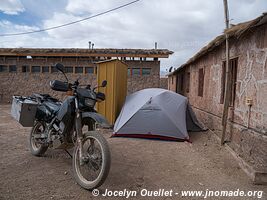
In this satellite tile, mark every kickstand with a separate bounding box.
[64,149,72,158]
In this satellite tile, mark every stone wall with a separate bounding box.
[0,72,97,102]
[171,24,267,182]
[0,59,162,102]
[126,60,161,93]
[168,75,177,92]
[160,77,168,89]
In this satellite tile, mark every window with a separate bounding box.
[142,68,151,76]
[32,66,40,73]
[186,72,190,93]
[0,65,8,72]
[9,65,17,73]
[65,66,73,73]
[42,66,49,73]
[22,65,30,73]
[171,76,174,84]
[230,58,238,106]
[220,58,238,106]
[180,74,184,92]
[85,67,94,74]
[51,66,58,73]
[127,68,131,76]
[75,67,83,74]
[132,68,140,76]
[198,68,204,97]
[6,57,16,60]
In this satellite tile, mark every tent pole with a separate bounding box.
[221,0,232,145]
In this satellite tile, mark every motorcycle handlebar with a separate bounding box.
[50,80,69,92]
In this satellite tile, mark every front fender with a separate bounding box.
[82,112,111,129]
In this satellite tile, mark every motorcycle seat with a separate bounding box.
[32,93,60,103]
[43,101,61,115]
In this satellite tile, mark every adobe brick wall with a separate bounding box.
[0,59,162,103]
[126,60,161,93]
[0,57,96,102]
[0,72,97,102]
[160,77,168,89]
[168,75,177,92]
[170,24,267,181]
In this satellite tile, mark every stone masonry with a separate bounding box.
[168,22,267,183]
[0,49,172,103]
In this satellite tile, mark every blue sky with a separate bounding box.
[0,0,266,71]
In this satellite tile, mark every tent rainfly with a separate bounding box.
[113,88,204,141]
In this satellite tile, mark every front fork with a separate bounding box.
[74,98,85,165]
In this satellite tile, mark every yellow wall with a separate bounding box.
[96,59,128,124]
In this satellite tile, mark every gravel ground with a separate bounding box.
[0,104,266,200]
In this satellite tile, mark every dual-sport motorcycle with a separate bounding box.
[28,63,111,190]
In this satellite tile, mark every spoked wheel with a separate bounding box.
[73,131,111,190]
[29,121,48,156]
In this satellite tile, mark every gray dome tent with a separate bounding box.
[113,88,204,141]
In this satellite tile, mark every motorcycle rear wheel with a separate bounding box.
[29,121,48,156]
[73,131,111,190]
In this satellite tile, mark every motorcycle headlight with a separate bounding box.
[84,98,96,107]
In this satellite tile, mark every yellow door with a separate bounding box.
[96,59,128,124]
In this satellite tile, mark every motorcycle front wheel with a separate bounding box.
[72,131,111,190]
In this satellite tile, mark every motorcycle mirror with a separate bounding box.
[101,80,107,87]
[55,63,68,82]
[55,63,65,73]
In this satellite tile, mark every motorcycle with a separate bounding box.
[28,63,111,190]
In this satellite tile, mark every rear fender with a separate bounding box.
[82,112,111,129]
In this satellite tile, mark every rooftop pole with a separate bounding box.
[221,0,231,145]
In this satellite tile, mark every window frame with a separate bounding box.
[142,68,151,76]
[198,68,204,97]
[186,72,190,93]
[42,66,49,73]
[85,67,94,74]
[75,66,84,74]
[127,68,132,76]
[65,66,74,74]
[132,68,141,76]
[22,65,30,73]
[9,65,17,73]
[51,66,58,73]
[0,65,8,72]
[31,66,41,73]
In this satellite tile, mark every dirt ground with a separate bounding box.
[0,104,266,200]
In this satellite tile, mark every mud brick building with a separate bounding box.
[0,48,172,102]
[168,13,267,183]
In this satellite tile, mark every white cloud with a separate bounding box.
[0,0,25,15]
[44,0,222,48]
[65,0,126,15]
[0,0,267,70]
[0,20,38,32]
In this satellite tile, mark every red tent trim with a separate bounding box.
[112,133,191,142]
